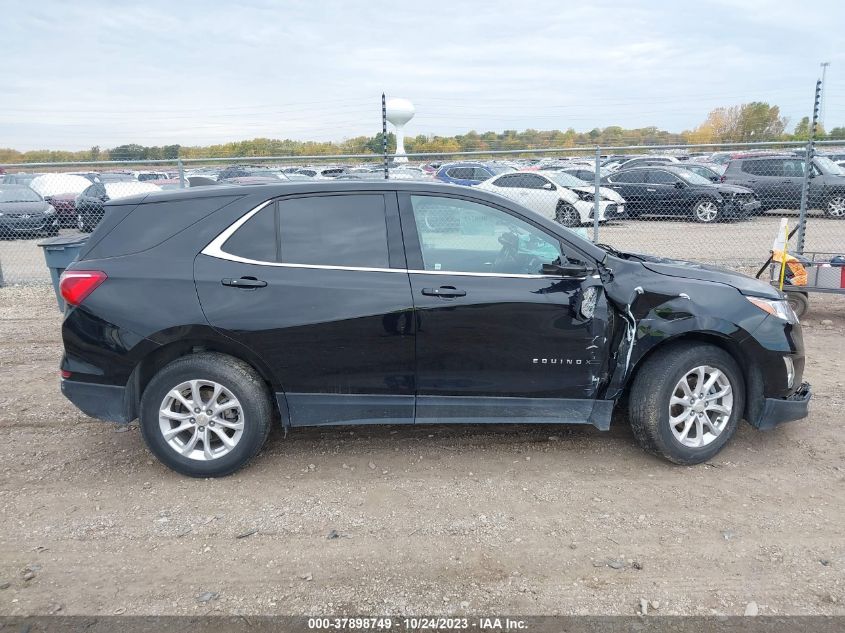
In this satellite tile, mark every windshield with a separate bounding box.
[0,187,42,203]
[545,171,590,188]
[815,156,843,175]
[676,170,713,186]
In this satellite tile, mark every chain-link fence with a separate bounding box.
[1,141,844,286]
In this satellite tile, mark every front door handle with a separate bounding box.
[221,277,267,289]
[646,188,656,192]
[422,286,466,298]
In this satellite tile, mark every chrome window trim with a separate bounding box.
[200,199,573,280]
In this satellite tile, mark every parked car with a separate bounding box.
[477,170,625,227]
[0,184,58,238]
[216,166,286,181]
[29,173,91,199]
[75,181,161,232]
[560,167,609,182]
[135,171,170,182]
[721,155,845,217]
[616,156,680,170]
[603,167,759,222]
[294,166,348,179]
[57,181,810,476]
[47,192,81,227]
[1,172,44,186]
[435,162,515,186]
[675,163,723,183]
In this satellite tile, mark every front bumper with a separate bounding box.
[750,381,811,430]
[61,378,131,423]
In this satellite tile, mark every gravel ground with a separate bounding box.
[0,285,843,617]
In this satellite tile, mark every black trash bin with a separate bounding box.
[38,234,89,311]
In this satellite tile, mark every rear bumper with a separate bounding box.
[750,382,811,430]
[61,378,131,423]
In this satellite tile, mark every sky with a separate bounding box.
[1,0,844,151]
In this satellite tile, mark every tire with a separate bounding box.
[824,195,845,218]
[555,203,580,227]
[628,343,744,465]
[692,198,721,223]
[139,352,273,477]
[76,215,90,233]
[785,291,809,318]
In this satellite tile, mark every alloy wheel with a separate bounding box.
[694,200,719,223]
[827,196,845,218]
[158,379,245,461]
[76,215,85,232]
[556,205,579,227]
[668,365,733,448]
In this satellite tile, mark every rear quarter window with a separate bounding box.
[81,195,244,260]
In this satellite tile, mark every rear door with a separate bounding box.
[399,192,612,426]
[605,170,649,215]
[644,169,686,216]
[194,192,416,426]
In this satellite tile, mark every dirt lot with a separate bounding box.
[0,285,844,617]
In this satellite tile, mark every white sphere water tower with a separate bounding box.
[385,98,415,163]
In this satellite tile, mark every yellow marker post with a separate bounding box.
[778,220,789,291]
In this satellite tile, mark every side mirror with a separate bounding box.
[674,180,686,189]
[542,182,555,191]
[542,261,590,277]
[710,176,720,182]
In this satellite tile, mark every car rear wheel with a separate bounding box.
[692,199,721,223]
[824,195,845,218]
[139,352,273,477]
[555,203,580,227]
[628,343,744,465]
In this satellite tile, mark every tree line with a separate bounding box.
[1,102,843,165]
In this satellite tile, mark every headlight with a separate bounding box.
[575,190,594,202]
[746,296,798,323]
[783,356,795,389]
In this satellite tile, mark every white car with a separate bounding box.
[477,170,625,227]
[29,174,91,198]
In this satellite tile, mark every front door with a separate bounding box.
[195,192,416,426]
[398,192,610,425]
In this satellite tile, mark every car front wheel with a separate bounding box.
[139,352,273,477]
[628,343,744,464]
[555,203,580,227]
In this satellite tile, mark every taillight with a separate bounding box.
[60,370,72,379]
[59,270,107,306]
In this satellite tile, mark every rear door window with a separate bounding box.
[278,194,389,268]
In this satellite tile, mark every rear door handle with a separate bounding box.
[646,188,656,192]
[221,277,267,289]
[422,286,466,298]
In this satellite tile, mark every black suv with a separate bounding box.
[603,166,759,222]
[59,181,810,476]
[721,155,845,217]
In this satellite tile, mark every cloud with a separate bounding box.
[0,0,842,151]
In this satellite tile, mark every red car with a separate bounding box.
[46,191,80,228]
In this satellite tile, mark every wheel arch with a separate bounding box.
[621,331,761,424]
[126,333,284,423]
